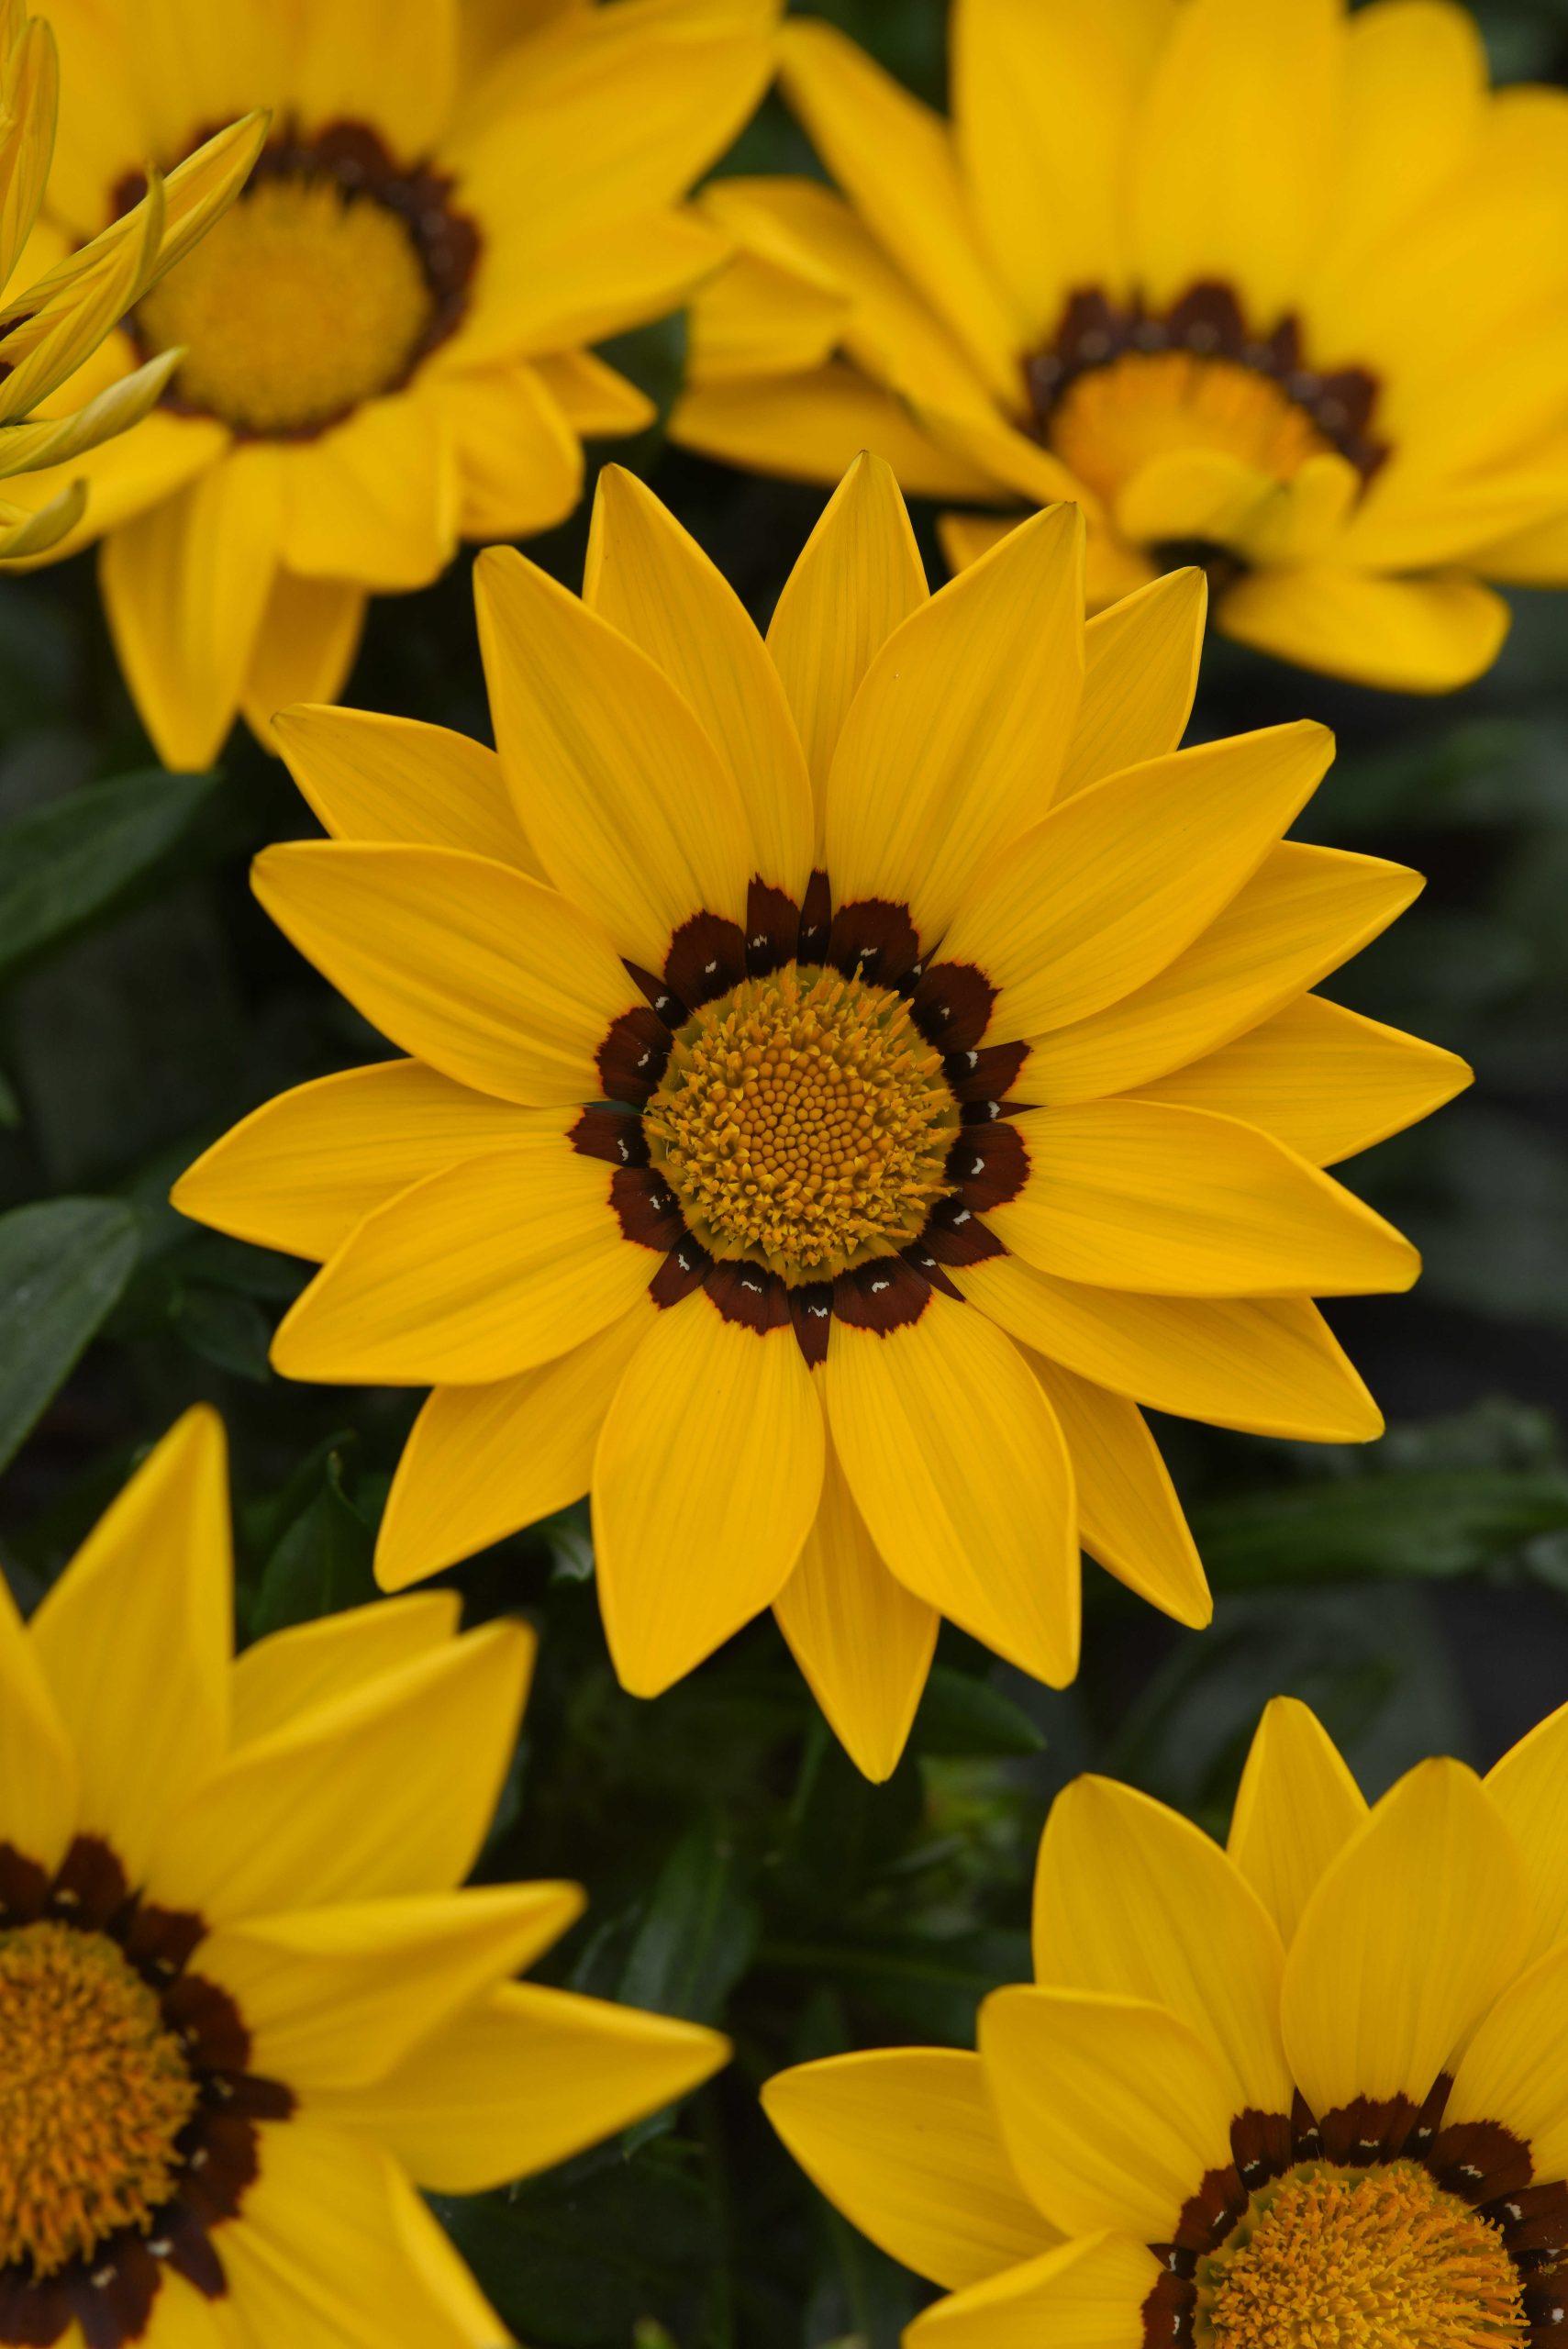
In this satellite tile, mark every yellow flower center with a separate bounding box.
[0,1921,199,2278]
[1195,2162,1527,2349]
[1047,350,1336,509]
[136,172,436,435]
[645,966,960,1283]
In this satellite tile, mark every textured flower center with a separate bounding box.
[1195,2162,1527,2349]
[1047,350,1336,509]
[0,1921,199,2278]
[136,172,435,434]
[644,965,960,1282]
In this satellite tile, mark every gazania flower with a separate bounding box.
[15,0,775,767]
[672,0,1568,693]
[0,1408,727,2347]
[0,6,261,558]
[173,458,1466,1780]
[764,1693,1568,2349]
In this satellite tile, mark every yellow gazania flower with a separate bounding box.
[0,1408,727,2348]
[672,0,1568,694]
[12,0,775,768]
[764,1693,1568,2349]
[0,3,261,558]
[173,458,1467,1781]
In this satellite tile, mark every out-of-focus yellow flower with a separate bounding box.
[673,0,1568,694]
[174,458,1467,1780]
[0,0,261,560]
[17,0,776,767]
[764,1693,1568,2349]
[0,1408,728,2348]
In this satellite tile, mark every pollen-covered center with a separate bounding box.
[0,1920,199,2278]
[645,965,961,1283]
[1195,2162,1527,2349]
[1047,351,1336,510]
[135,172,436,435]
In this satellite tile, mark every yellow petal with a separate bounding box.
[765,450,929,841]
[280,398,458,592]
[1056,567,1205,802]
[1227,1697,1368,1948]
[1131,995,1472,1168]
[1026,1356,1210,1631]
[200,1884,584,2092]
[956,1261,1384,1442]
[1473,499,1568,587]
[996,1101,1419,1297]
[272,706,534,871]
[1282,1759,1528,2114]
[1032,1776,1289,2113]
[475,544,752,970]
[774,1437,939,1783]
[780,17,1021,400]
[824,1295,1079,1687]
[441,359,584,541]
[686,240,847,386]
[100,449,280,770]
[826,502,1085,945]
[1484,1699,1568,1966]
[0,1562,76,1873]
[1218,566,1510,694]
[584,464,814,896]
[1020,842,1424,1106]
[252,841,639,1106]
[0,406,225,573]
[762,2049,1060,2290]
[295,0,456,164]
[240,573,366,751]
[1131,0,1343,321]
[173,1063,562,1263]
[906,2232,1163,2349]
[532,348,656,439]
[941,722,1332,1041]
[149,1621,534,1920]
[229,1593,462,1750]
[376,1301,654,1590]
[218,2121,502,2348]
[1443,1939,1568,2180]
[464,206,730,362]
[272,1133,651,1386]
[318,1981,728,2193]
[1114,449,1278,559]
[29,1409,229,1881]
[593,1293,825,1697]
[979,1986,1235,2242]
[1311,0,1486,276]
[673,361,1006,503]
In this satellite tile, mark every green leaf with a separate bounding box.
[0,1197,139,1472]
[913,1666,1047,1759]
[0,768,218,984]
[250,1449,377,1635]
[1195,1467,1568,1587]
[172,1285,273,1382]
[618,1826,761,2026]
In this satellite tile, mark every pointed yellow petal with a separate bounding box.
[280,400,457,593]
[765,451,929,841]
[241,573,366,751]
[1056,567,1205,802]
[475,544,752,970]
[0,1565,76,1873]
[319,1981,728,2193]
[1020,843,1424,1106]
[762,2049,1060,2290]
[1032,1776,1289,2113]
[1027,1356,1210,1631]
[826,502,1085,944]
[979,1986,1235,2242]
[1228,1697,1368,1948]
[774,1437,939,1782]
[1444,1939,1568,2178]
[252,841,640,1106]
[584,465,814,896]
[376,1301,653,1590]
[30,1409,229,1879]
[824,1296,1079,1687]
[1485,1699,1568,1966]
[594,1294,825,1696]
[907,2232,1162,2349]
[173,1063,563,1263]
[1282,1760,1528,2113]
[229,1594,462,1750]
[442,359,584,541]
[272,706,534,871]
[997,1102,1418,1297]
[532,348,658,440]
[1218,567,1510,694]
[941,722,1333,1041]
[272,1134,650,1386]
[1131,994,1472,1167]
[957,1260,1384,1442]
